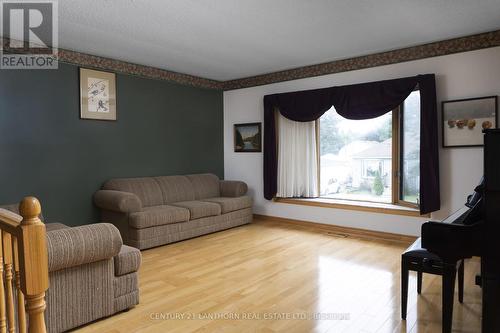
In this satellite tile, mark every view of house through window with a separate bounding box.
[319,91,421,205]
[320,109,393,203]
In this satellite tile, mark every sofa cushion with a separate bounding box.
[186,174,220,199]
[171,201,221,220]
[103,177,163,207]
[128,208,253,249]
[129,205,189,229]
[202,196,253,214]
[114,245,142,276]
[154,175,195,204]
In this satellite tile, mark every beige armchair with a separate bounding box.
[1,204,142,333]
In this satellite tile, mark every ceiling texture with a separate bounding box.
[56,0,500,81]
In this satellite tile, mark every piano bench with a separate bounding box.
[401,238,464,332]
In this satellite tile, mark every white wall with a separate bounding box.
[224,47,500,236]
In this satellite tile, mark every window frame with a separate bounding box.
[396,88,421,209]
[317,92,420,210]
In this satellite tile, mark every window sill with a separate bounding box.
[274,197,429,218]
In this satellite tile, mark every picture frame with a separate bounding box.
[234,122,262,152]
[79,68,117,121]
[441,96,498,148]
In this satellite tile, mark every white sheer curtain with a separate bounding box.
[276,112,319,197]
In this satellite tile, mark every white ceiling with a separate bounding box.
[58,0,500,81]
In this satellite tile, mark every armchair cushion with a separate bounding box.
[202,196,253,214]
[114,245,142,276]
[94,190,142,213]
[129,205,189,228]
[45,223,69,232]
[47,223,122,272]
[219,180,248,197]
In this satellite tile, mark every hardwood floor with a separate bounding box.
[75,218,482,333]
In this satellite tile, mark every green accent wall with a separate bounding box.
[0,63,224,226]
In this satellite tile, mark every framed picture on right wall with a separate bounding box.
[442,95,498,148]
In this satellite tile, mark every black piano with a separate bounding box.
[421,129,500,332]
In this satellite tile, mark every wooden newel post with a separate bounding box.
[17,197,49,333]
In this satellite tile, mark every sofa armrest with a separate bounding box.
[94,190,142,213]
[220,180,248,197]
[47,223,123,272]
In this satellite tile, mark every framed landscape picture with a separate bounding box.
[234,122,262,152]
[80,68,117,120]
[442,96,498,148]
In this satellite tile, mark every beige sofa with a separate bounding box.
[94,173,253,250]
[1,204,142,333]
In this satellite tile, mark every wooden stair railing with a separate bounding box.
[0,197,49,333]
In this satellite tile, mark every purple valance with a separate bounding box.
[263,74,440,214]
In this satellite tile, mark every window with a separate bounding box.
[319,90,420,207]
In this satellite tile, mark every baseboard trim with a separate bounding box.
[253,214,417,244]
